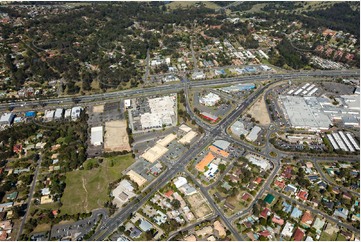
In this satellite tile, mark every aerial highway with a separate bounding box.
[1,69,359,111]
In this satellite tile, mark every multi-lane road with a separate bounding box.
[1,69,359,112]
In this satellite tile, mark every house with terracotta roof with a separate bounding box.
[272,215,284,225]
[274,179,286,189]
[297,190,308,201]
[259,230,271,238]
[293,227,305,241]
[164,190,174,198]
[300,210,313,228]
[196,152,215,172]
[260,208,271,219]
[241,193,251,202]
[13,144,22,154]
[253,177,262,185]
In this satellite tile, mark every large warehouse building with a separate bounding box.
[140,95,176,130]
[90,126,103,146]
[279,95,360,131]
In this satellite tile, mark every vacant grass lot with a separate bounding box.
[60,154,134,215]
[319,231,337,241]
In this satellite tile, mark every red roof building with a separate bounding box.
[297,190,308,201]
[300,210,313,227]
[272,215,284,226]
[164,190,174,198]
[52,210,59,216]
[260,208,270,219]
[274,179,286,189]
[254,177,262,185]
[241,193,251,201]
[293,228,305,241]
[200,112,218,122]
[281,166,293,179]
[259,230,271,237]
[13,144,22,154]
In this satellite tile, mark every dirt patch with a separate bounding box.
[93,105,104,113]
[104,120,131,152]
[82,176,89,213]
[186,192,212,219]
[246,94,270,125]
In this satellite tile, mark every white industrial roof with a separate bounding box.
[91,126,103,146]
[173,176,187,188]
[54,108,63,119]
[213,140,230,150]
[231,120,249,137]
[246,126,261,142]
[0,113,14,123]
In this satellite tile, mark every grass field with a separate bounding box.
[167,1,220,10]
[319,232,337,241]
[60,154,134,215]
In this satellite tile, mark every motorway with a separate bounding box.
[1,69,359,111]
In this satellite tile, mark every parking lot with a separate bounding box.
[50,209,108,241]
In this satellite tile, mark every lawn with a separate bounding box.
[319,232,337,241]
[336,233,347,241]
[60,154,135,215]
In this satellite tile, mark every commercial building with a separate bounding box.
[71,106,83,121]
[174,176,187,188]
[178,131,197,144]
[141,144,168,163]
[126,170,147,187]
[209,145,229,158]
[280,95,360,130]
[54,108,63,119]
[191,71,205,80]
[112,180,136,205]
[204,163,218,179]
[64,109,71,118]
[140,95,176,130]
[230,120,249,137]
[44,110,55,122]
[0,113,15,126]
[90,126,103,146]
[199,92,221,106]
[200,112,218,122]
[220,83,255,93]
[179,124,192,133]
[246,154,271,171]
[156,133,177,147]
[196,152,215,172]
[213,140,230,150]
[279,96,332,131]
[246,126,261,142]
